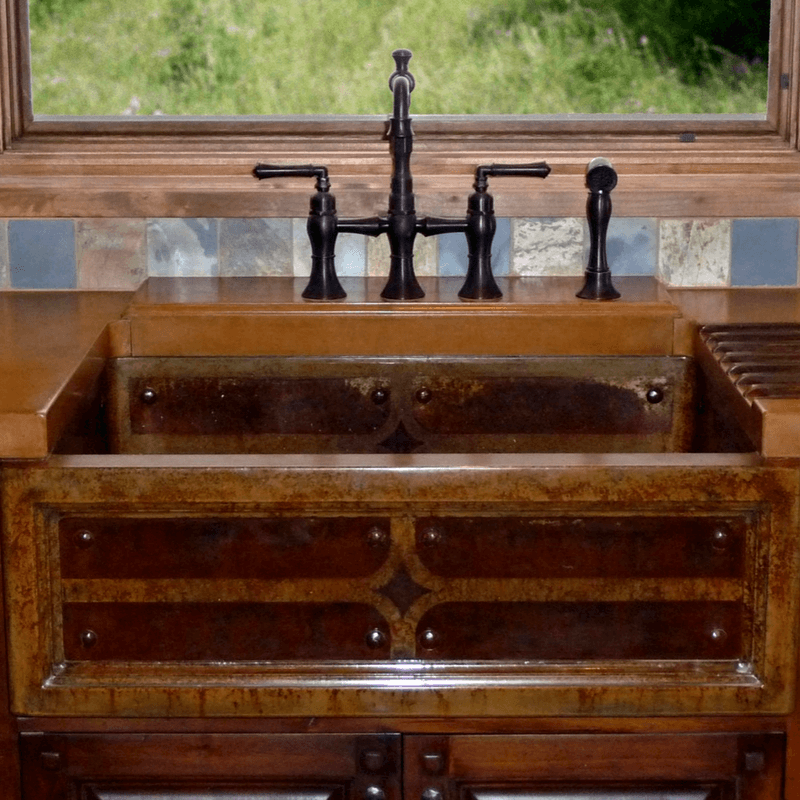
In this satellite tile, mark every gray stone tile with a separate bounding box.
[148,218,218,277]
[292,222,371,278]
[731,218,798,286]
[589,217,657,276]
[9,219,76,289]
[0,221,8,288]
[77,219,147,289]
[292,218,312,277]
[220,218,293,276]
[439,218,511,277]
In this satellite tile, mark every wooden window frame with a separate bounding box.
[0,0,799,219]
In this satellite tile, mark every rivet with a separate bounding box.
[140,387,158,405]
[420,527,442,547]
[416,388,433,404]
[422,788,444,800]
[710,627,727,644]
[371,388,390,405]
[365,786,386,800]
[711,527,730,550]
[366,526,389,547]
[419,628,440,649]
[365,628,387,649]
[80,629,98,649]
[75,529,94,548]
[646,387,664,404]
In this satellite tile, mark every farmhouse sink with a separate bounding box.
[4,278,798,723]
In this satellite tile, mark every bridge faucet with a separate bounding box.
[254,50,551,301]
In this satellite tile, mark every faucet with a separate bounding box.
[576,157,620,301]
[254,50,551,301]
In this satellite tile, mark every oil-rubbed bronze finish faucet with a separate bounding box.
[576,157,620,301]
[254,50,551,301]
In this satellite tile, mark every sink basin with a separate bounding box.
[57,354,754,456]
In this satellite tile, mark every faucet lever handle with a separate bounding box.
[474,162,551,191]
[253,163,344,301]
[253,163,330,191]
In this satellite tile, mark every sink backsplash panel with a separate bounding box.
[0,216,798,290]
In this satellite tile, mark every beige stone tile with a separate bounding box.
[77,219,147,289]
[659,219,731,287]
[367,235,437,277]
[511,218,584,276]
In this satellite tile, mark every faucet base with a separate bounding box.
[576,270,621,301]
[381,260,425,300]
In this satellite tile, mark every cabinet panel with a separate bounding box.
[5,459,797,718]
[88,791,338,800]
[416,601,743,661]
[404,734,784,800]
[60,516,390,580]
[20,733,400,800]
[62,601,391,661]
[414,515,746,579]
[467,789,718,800]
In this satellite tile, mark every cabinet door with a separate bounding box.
[404,734,784,800]
[20,732,400,800]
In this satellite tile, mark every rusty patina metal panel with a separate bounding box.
[107,356,696,455]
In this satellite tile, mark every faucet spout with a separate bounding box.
[255,50,553,303]
[381,48,424,300]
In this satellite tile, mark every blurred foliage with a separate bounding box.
[28,0,770,115]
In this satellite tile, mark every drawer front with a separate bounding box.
[60,516,390,579]
[21,733,401,800]
[415,515,746,579]
[404,733,784,800]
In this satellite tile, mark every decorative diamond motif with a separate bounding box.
[378,421,424,453]
[378,563,431,616]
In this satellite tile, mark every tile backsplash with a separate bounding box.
[0,216,797,290]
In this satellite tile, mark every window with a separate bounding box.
[0,0,798,220]
[28,1,770,116]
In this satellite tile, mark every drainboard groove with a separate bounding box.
[700,323,800,403]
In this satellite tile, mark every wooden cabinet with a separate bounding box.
[19,731,784,800]
[20,732,401,800]
[405,733,786,800]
